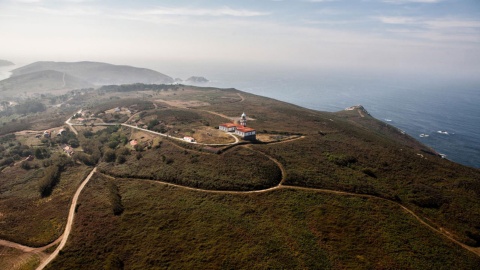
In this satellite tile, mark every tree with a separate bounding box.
[104,150,116,163]
[38,165,61,197]
[68,138,80,148]
[116,155,126,164]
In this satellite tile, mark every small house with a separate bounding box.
[219,123,238,132]
[235,127,256,141]
[183,136,196,143]
[63,145,74,156]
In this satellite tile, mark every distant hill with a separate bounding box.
[11,61,174,85]
[0,59,14,66]
[0,70,93,92]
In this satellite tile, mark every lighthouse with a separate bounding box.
[240,112,247,127]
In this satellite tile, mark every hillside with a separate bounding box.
[0,60,14,66]
[11,61,174,85]
[0,70,93,93]
[0,83,479,269]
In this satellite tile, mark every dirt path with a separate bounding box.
[101,146,286,195]
[243,145,286,185]
[263,135,305,145]
[0,240,37,253]
[281,185,480,257]
[0,236,61,254]
[65,110,81,135]
[61,72,66,88]
[237,93,245,102]
[35,167,97,270]
[198,109,234,122]
[357,109,365,118]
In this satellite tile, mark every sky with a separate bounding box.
[1,0,479,78]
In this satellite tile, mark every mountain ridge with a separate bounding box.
[0,70,93,92]
[11,61,174,85]
[0,59,14,66]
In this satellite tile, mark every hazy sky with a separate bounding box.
[1,0,479,77]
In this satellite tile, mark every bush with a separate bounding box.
[104,150,116,163]
[20,161,31,170]
[108,181,124,216]
[38,165,61,197]
[326,153,357,167]
[116,155,126,164]
[362,168,377,178]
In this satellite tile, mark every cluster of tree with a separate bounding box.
[92,98,154,117]
[34,147,50,159]
[108,181,124,216]
[0,121,31,136]
[147,119,168,133]
[76,126,130,166]
[38,158,73,197]
[104,147,130,164]
[98,83,175,93]
[325,153,358,167]
[1,100,46,116]
[0,136,35,169]
[54,128,79,148]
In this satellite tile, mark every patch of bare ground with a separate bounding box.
[191,126,235,144]
[155,99,210,108]
[256,134,301,143]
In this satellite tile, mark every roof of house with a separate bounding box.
[219,123,238,128]
[130,139,138,146]
[236,127,255,132]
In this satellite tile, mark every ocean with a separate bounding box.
[1,64,479,168]
[198,67,480,169]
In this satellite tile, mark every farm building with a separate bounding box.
[219,112,256,141]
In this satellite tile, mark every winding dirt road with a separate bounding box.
[35,167,97,270]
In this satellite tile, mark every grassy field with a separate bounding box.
[1,83,480,269]
[46,175,480,269]
[98,139,281,191]
[0,163,89,246]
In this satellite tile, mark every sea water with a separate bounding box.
[201,68,480,169]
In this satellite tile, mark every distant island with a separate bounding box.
[0,59,14,66]
[185,76,209,83]
[173,76,209,84]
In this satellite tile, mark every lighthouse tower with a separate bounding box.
[240,112,247,127]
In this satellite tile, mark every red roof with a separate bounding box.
[236,127,255,132]
[220,123,237,128]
